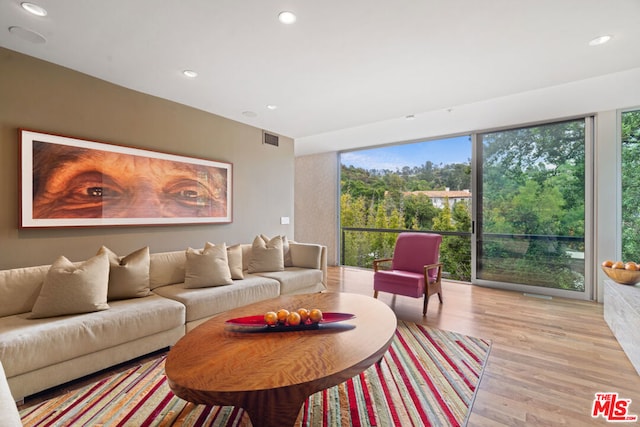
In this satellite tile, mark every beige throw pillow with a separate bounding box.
[97,246,150,300]
[248,235,284,273]
[29,253,110,319]
[227,244,244,280]
[184,242,233,288]
[283,235,293,267]
[260,234,292,267]
[149,250,186,289]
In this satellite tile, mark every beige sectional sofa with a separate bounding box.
[151,242,327,332]
[0,237,327,407]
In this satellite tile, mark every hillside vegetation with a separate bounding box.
[340,118,593,290]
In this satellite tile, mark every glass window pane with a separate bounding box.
[622,109,640,261]
[340,137,472,280]
[477,119,586,292]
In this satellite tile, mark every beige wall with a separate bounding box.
[0,48,294,269]
[294,152,339,265]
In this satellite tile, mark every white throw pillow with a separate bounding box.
[184,242,233,288]
[248,235,284,273]
[29,253,110,319]
[97,246,150,300]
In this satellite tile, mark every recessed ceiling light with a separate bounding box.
[278,11,297,24]
[182,70,198,78]
[8,26,46,43]
[589,35,612,46]
[21,2,47,17]
[266,104,278,110]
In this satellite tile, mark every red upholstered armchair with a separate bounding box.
[373,232,443,316]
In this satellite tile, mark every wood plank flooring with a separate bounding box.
[18,267,640,426]
[329,266,640,426]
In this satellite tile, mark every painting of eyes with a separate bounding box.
[20,129,232,228]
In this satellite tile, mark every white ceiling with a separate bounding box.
[1,0,640,155]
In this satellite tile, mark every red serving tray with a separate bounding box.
[225,312,355,331]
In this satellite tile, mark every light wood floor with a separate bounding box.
[19,267,640,426]
[329,266,640,426]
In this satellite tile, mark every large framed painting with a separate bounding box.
[19,129,233,228]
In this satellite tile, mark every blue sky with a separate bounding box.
[340,135,471,171]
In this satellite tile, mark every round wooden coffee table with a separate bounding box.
[165,292,397,427]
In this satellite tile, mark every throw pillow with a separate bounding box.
[97,246,150,300]
[184,242,233,288]
[29,253,110,319]
[260,234,293,267]
[149,250,186,289]
[248,235,284,273]
[227,244,244,280]
[283,235,293,267]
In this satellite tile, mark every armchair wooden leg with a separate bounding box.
[422,294,428,316]
[438,291,443,303]
[374,290,379,299]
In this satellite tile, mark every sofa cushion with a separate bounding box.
[255,267,324,295]
[184,243,233,288]
[227,244,244,280]
[289,243,323,269]
[29,254,110,319]
[0,264,49,317]
[248,235,284,273]
[0,295,185,378]
[153,275,280,322]
[98,246,150,300]
[149,250,186,290]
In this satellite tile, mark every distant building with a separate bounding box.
[403,188,471,209]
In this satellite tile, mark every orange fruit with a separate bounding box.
[264,311,278,326]
[276,309,290,324]
[601,260,614,268]
[297,308,309,323]
[625,262,638,271]
[287,311,301,326]
[309,308,323,324]
[612,261,625,269]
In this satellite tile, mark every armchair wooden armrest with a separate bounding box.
[423,263,443,282]
[373,258,393,272]
[423,263,443,302]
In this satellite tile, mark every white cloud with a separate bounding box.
[341,152,413,170]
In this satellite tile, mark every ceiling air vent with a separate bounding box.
[263,131,279,147]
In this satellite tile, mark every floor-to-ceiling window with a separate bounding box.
[621,109,640,260]
[339,117,594,299]
[474,118,593,299]
[339,136,472,280]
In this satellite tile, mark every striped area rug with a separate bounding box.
[20,321,491,426]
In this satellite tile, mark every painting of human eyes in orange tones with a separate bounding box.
[20,129,232,228]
